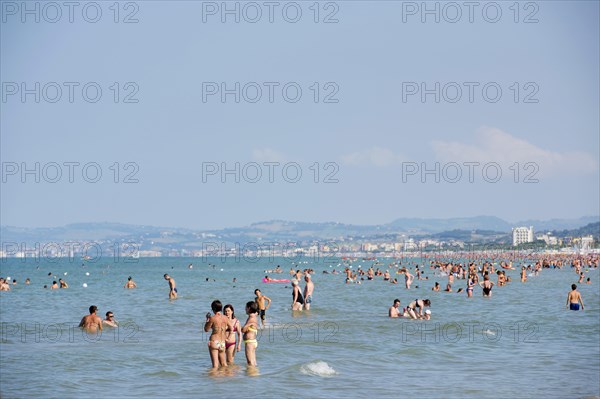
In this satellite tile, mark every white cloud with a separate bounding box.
[431,127,598,177]
[252,148,286,163]
[340,146,408,167]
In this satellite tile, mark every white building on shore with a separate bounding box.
[512,226,534,246]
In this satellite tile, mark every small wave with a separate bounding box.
[300,361,337,377]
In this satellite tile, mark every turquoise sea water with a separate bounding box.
[1,257,599,399]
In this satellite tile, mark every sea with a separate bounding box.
[1,256,599,399]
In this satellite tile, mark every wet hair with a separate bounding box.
[224,304,235,319]
[572,284,577,290]
[211,300,223,313]
[128,276,132,281]
[89,305,97,314]
[246,301,258,314]
[393,299,401,305]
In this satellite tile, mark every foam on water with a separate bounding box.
[300,361,337,377]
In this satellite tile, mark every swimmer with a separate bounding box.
[103,311,118,327]
[79,305,103,333]
[124,276,137,289]
[242,301,259,366]
[59,278,68,288]
[432,282,440,292]
[163,274,177,299]
[204,300,231,369]
[389,299,401,318]
[566,284,584,311]
[224,304,242,364]
[50,281,59,290]
[479,275,494,297]
[423,309,432,320]
[254,289,271,327]
[291,279,304,311]
[304,274,314,311]
[406,299,431,319]
[0,278,10,291]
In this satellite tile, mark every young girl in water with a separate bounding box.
[242,301,259,366]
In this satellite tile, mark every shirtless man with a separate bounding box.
[0,278,10,291]
[304,274,314,310]
[389,299,401,318]
[566,284,584,311]
[124,276,137,289]
[254,289,271,327]
[79,305,103,333]
[103,311,118,327]
[163,274,177,299]
[204,300,231,369]
[50,281,59,290]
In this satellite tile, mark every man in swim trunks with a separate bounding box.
[566,284,584,311]
[79,305,103,333]
[304,274,314,310]
[254,289,271,327]
[164,274,177,299]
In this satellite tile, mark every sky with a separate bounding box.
[1,0,599,230]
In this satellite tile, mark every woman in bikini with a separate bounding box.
[242,301,259,366]
[466,276,476,298]
[204,300,231,369]
[406,299,431,319]
[224,304,242,364]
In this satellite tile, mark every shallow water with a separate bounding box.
[1,257,599,399]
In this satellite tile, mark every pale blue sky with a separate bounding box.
[1,1,599,229]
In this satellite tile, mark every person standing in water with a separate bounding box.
[163,274,177,299]
[479,274,494,297]
[224,304,242,364]
[304,274,314,310]
[204,300,231,369]
[79,305,103,333]
[566,284,585,311]
[254,289,271,327]
[291,279,304,311]
[242,301,259,366]
[124,276,137,289]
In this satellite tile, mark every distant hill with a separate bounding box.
[1,216,598,248]
[552,222,600,239]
